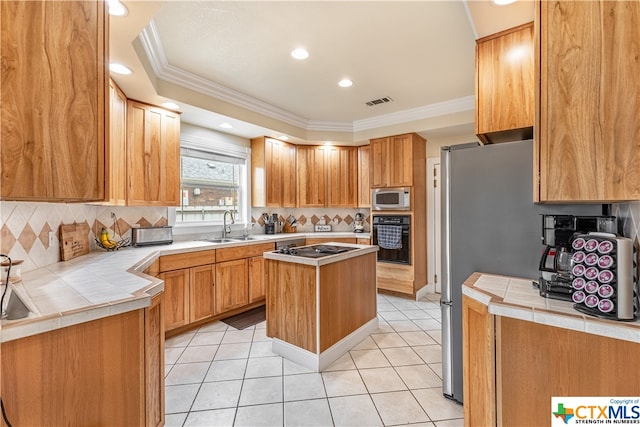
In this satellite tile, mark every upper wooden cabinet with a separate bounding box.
[297,146,327,207]
[326,146,358,207]
[370,133,425,188]
[475,22,535,144]
[107,79,128,206]
[126,100,181,206]
[251,137,296,208]
[1,0,108,201]
[536,1,640,202]
[357,145,371,207]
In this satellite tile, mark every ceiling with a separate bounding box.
[110,1,534,145]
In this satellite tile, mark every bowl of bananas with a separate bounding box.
[95,213,131,251]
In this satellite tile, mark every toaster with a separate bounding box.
[131,226,173,247]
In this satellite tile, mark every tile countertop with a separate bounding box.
[1,232,370,343]
[263,242,378,267]
[463,272,640,344]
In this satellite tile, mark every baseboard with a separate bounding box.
[415,283,436,301]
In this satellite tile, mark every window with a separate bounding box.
[176,147,248,224]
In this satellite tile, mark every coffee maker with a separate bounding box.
[538,214,617,300]
[354,213,365,233]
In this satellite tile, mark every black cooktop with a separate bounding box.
[276,245,358,258]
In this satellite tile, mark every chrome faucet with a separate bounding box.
[223,210,235,239]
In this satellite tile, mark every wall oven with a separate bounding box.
[372,215,411,264]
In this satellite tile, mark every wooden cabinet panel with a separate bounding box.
[305,237,357,245]
[248,256,266,303]
[357,145,371,207]
[1,0,107,201]
[370,133,423,188]
[160,269,189,331]
[216,242,274,263]
[159,250,216,272]
[107,79,127,205]
[389,134,414,187]
[537,1,640,202]
[356,238,370,245]
[297,146,327,207]
[327,146,358,207]
[216,259,249,314]
[145,293,165,427]
[476,23,534,143]
[370,137,389,188]
[127,100,181,206]
[251,137,296,208]
[189,265,216,322]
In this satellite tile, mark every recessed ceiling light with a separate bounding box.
[291,48,309,60]
[109,63,132,75]
[338,79,353,88]
[161,102,180,110]
[324,142,333,146]
[108,0,128,16]
[491,0,517,5]
[279,135,289,141]
[220,123,233,129]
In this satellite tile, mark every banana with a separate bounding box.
[100,228,117,248]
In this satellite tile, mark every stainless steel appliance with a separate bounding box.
[275,244,358,258]
[372,187,410,211]
[372,215,410,264]
[131,226,173,247]
[441,140,606,403]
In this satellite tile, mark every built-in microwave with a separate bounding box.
[372,187,411,210]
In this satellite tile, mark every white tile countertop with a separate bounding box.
[0,232,369,343]
[263,241,378,266]
[463,272,640,344]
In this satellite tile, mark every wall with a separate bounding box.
[0,202,167,272]
[613,202,640,246]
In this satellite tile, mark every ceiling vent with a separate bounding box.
[365,96,393,107]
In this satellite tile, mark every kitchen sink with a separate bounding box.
[200,238,236,243]
[230,236,259,241]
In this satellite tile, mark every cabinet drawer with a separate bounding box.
[159,250,216,272]
[216,242,275,262]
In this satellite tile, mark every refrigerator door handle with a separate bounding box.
[441,301,454,398]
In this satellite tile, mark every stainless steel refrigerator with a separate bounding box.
[440,140,605,403]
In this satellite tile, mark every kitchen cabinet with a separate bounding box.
[159,269,190,331]
[370,133,425,188]
[536,1,640,202]
[216,259,249,313]
[126,100,181,206]
[475,22,534,144]
[357,145,371,207]
[189,264,216,323]
[297,146,327,207]
[1,301,164,425]
[249,256,266,303]
[305,237,357,245]
[251,136,296,208]
[327,146,358,207]
[1,0,107,201]
[107,79,128,205]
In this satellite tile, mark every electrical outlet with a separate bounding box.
[49,231,56,246]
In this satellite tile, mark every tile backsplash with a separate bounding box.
[613,201,640,246]
[250,207,370,234]
[1,202,167,272]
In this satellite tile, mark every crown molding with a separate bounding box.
[139,20,474,134]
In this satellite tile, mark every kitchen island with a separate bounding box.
[264,242,378,371]
[462,272,640,426]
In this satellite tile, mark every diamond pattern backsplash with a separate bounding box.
[250,207,370,234]
[0,202,167,272]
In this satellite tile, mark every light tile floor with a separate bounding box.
[164,292,464,427]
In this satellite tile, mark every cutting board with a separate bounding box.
[59,222,90,261]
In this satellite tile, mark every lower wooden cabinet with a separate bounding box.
[145,293,165,427]
[249,255,266,303]
[189,264,216,322]
[216,259,249,313]
[160,268,190,331]
[305,237,357,245]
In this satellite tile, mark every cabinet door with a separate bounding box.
[370,137,390,188]
[127,100,181,206]
[252,137,296,208]
[1,0,107,201]
[281,142,297,207]
[476,23,534,139]
[215,259,249,314]
[107,79,127,205]
[537,1,640,202]
[159,269,189,331]
[357,146,371,207]
[389,135,414,187]
[264,138,282,207]
[326,147,358,207]
[145,293,165,427]
[297,146,326,207]
[248,256,266,303]
[189,264,216,322]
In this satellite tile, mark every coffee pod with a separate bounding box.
[572,277,586,290]
[584,253,599,266]
[597,255,614,269]
[572,290,586,304]
[584,294,599,308]
[598,270,614,284]
[597,284,614,299]
[597,240,614,254]
[584,281,599,294]
[572,237,586,250]
[572,264,586,277]
[572,251,586,264]
[584,267,599,280]
[598,298,614,313]
[584,239,599,252]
